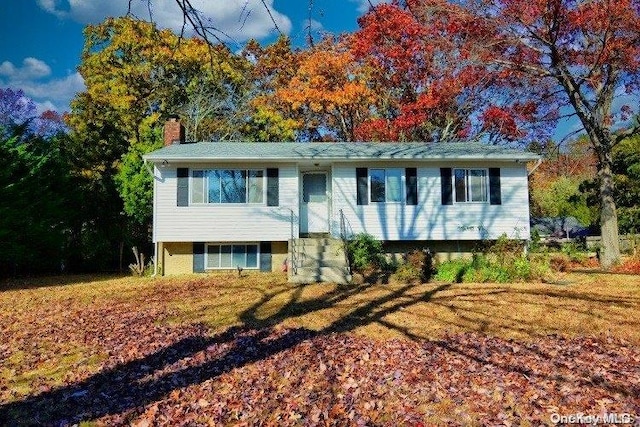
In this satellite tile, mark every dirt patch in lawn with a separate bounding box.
[0,272,639,425]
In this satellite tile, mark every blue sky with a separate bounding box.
[0,0,381,114]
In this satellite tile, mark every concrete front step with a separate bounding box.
[295,245,344,254]
[291,239,343,249]
[289,237,351,284]
[297,257,347,268]
[289,266,352,284]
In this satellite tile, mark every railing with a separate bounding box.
[290,209,299,275]
[339,209,351,274]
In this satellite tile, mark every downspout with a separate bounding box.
[527,158,543,176]
[143,159,159,277]
[526,157,543,255]
[143,158,155,176]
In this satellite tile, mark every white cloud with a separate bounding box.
[37,0,68,18]
[37,0,292,42]
[0,58,85,113]
[350,0,390,13]
[34,100,59,113]
[304,18,324,32]
[0,57,52,80]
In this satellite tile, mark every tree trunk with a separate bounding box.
[598,156,621,269]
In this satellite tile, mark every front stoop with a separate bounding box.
[288,237,351,284]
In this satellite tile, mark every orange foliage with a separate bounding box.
[275,38,373,141]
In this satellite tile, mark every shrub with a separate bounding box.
[347,233,386,272]
[394,263,422,283]
[434,259,472,283]
[529,229,543,252]
[393,249,434,283]
[488,234,525,258]
[550,254,572,272]
[612,256,640,274]
[465,254,511,283]
[560,242,587,263]
[435,253,550,283]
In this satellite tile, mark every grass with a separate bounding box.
[160,271,640,342]
[1,271,639,423]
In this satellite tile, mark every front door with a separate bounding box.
[301,172,329,234]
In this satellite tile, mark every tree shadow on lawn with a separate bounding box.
[0,282,448,424]
[1,279,638,424]
[0,274,125,292]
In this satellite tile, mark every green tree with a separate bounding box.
[114,117,163,226]
[612,135,640,233]
[0,127,75,275]
[582,134,640,235]
[531,176,595,226]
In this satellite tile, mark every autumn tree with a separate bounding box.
[351,0,639,266]
[473,0,640,267]
[529,138,597,226]
[350,2,555,143]
[242,36,302,140]
[68,17,260,265]
[276,37,374,141]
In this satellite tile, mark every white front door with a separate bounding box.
[300,172,329,234]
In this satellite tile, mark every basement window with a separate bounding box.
[206,244,259,269]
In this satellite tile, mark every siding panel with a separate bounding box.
[332,162,530,241]
[154,163,298,242]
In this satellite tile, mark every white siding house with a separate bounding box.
[144,123,539,276]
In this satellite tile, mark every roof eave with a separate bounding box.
[143,155,540,162]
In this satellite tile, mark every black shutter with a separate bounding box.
[267,168,279,206]
[440,168,453,205]
[356,168,368,205]
[489,168,502,205]
[259,242,272,272]
[406,167,418,205]
[177,168,189,207]
[193,242,205,273]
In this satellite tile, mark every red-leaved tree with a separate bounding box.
[350,1,556,143]
[481,0,640,267]
[354,0,639,267]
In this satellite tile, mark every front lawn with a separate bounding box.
[1,273,639,425]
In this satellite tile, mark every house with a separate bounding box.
[143,118,540,283]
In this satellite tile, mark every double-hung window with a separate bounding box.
[191,169,264,204]
[370,168,403,203]
[206,244,259,269]
[454,168,488,203]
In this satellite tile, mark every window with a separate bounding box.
[302,173,327,203]
[454,168,488,203]
[191,169,264,204]
[370,168,403,203]
[206,244,259,269]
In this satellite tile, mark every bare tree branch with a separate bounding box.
[306,0,315,47]
[129,0,284,47]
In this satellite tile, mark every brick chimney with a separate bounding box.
[163,115,185,146]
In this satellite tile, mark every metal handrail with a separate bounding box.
[339,209,351,273]
[290,209,299,275]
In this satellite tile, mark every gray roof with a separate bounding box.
[143,141,540,162]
